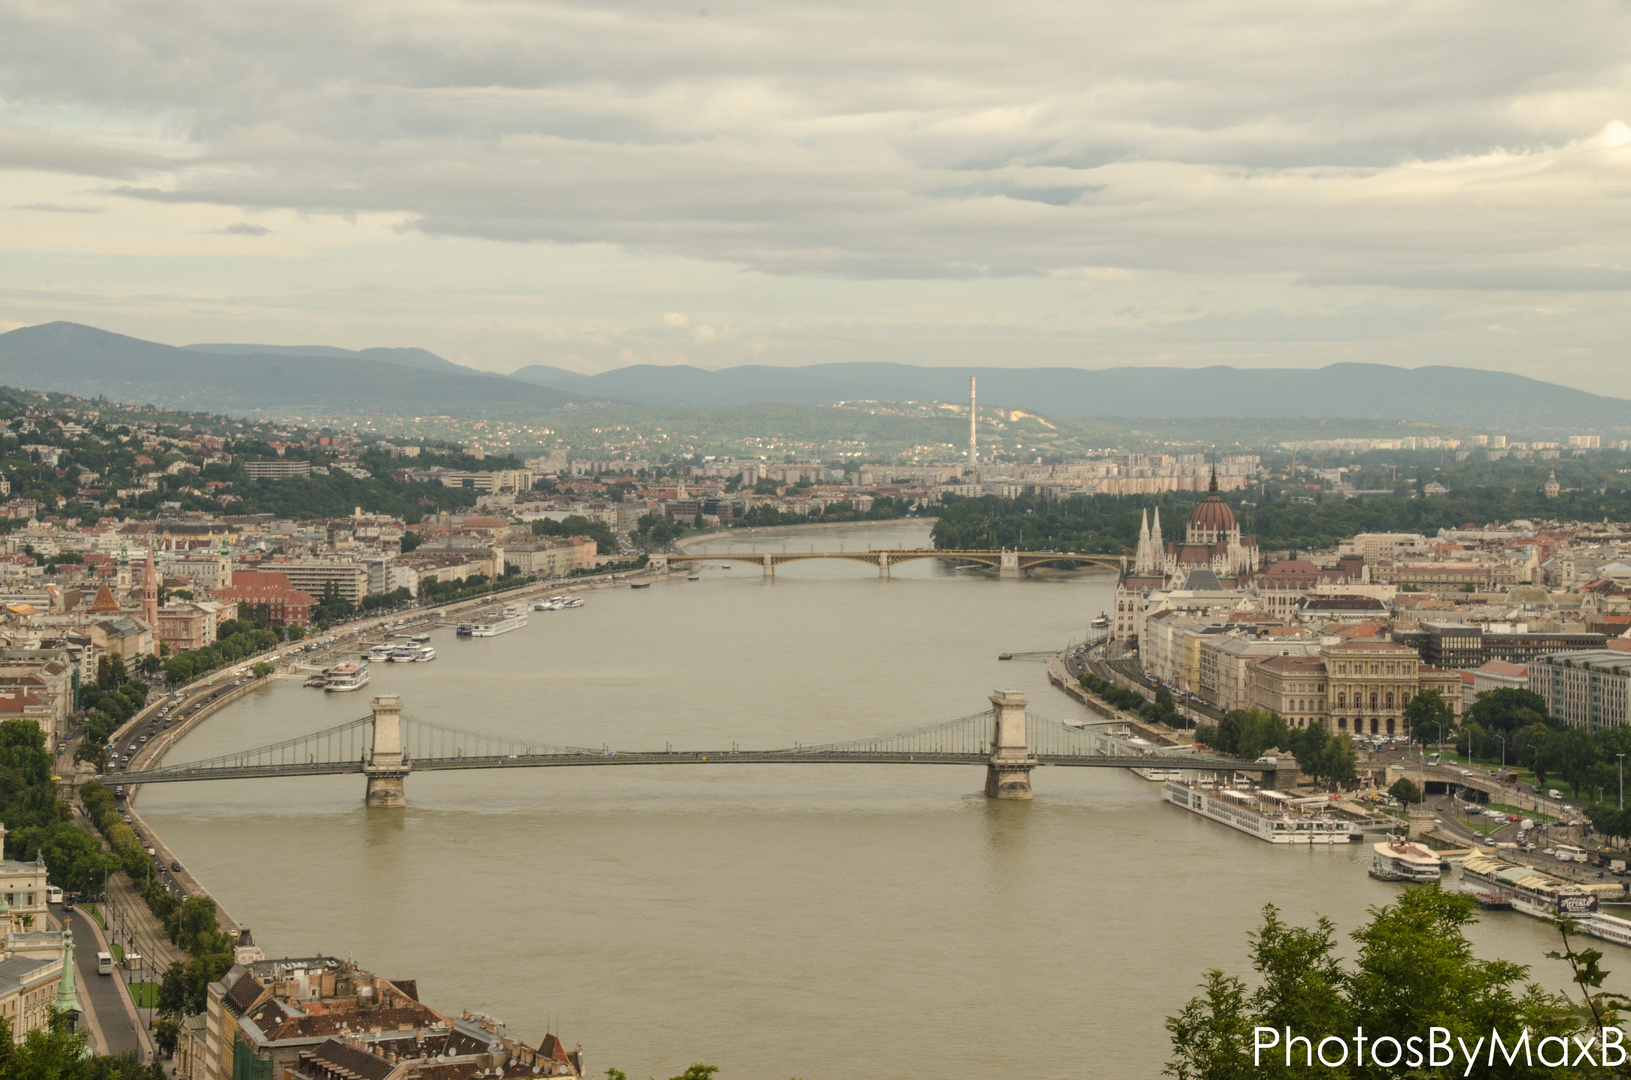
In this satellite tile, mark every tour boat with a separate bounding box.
[1458,854,1600,918]
[411,632,432,643]
[463,610,528,637]
[1581,913,1631,948]
[323,663,370,692]
[388,644,436,662]
[1369,841,1443,882]
[366,644,395,662]
[1091,613,1110,629]
[1161,779,1361,844]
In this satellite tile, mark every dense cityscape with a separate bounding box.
[7,0,1631,1073]
[0,367,1623,1075]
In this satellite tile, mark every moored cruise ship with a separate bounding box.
[458,607,529,637]
[1582,912,1631,948]
[1370,841,1443,882]
[1161,779,1360,844]
[323,662,370,692]
[1458,854,1602,918]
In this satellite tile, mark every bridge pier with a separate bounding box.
[999,550,1020,580]
[649,554,669,573]
[763,554,774,578]
[363,694,411,807]
[985,689,1035,799]
[878,552,889,580]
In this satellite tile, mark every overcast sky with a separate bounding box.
[3,0,1630,392]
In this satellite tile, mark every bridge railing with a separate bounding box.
[131,714,377,778]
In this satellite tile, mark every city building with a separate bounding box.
[194,957,580,1080]
[243,460,313,480]
[1531,650,1631,730]
[261,559,371,604]
[214,571,315,627]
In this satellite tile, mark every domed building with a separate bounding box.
[1110,468,1259,642]
[1163,468,1258,582]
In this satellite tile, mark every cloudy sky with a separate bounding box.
[3,0,1630,391]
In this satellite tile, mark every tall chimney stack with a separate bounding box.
[968,376,977,473]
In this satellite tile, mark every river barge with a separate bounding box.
[1458,854,1601,918]
[457,609,529,637]
[323,663,370,693]
[1369,841,1443,882]
[1161,779,1361,844]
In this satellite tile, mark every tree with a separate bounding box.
[1388,777,1422,805]
[251,661,274,678]
[1166,890,1582,1080]
[400,530,421,553]
[1404,688,1454,746]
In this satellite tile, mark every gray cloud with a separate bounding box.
[1,0,1626,285]
[2,0,1631,385]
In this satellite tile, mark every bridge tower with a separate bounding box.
[999,549,1020,580]
[985,689,1035,799]
[363,694,411,807]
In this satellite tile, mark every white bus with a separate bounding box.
[45,886,62,904]
[1555,844,1589,864]
[96,951,114,976]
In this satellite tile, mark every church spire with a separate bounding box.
[1208,463,1218,494]
[55,927,83,1017]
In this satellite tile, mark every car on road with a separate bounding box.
[170,860,180,871]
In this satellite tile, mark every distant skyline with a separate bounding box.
[2,1,1630,393]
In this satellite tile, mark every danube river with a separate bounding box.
[139,521,1597,1078]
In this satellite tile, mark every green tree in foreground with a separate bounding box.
[0,1010,166,1080]
[1166,888,1600,1079]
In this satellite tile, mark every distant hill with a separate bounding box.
[183,342,471,375]
[0,323,576,417]
[3,322,1624,433]
[508,360,1631,431]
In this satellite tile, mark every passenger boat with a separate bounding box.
[1161,779,1361,844]
[1581,912,1631,947]
[462,610,528,637]
[1369,841,1443,882]
[1458,854,1600,918]
[366,644,395,662]
[323,663,370,693]
[303,675,327,689]
[1091,613,1110,629]
[389,645,436,663]
[630,582,651,589]
[411,632,432,643]
[534,597,563,611]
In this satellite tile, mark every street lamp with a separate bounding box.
[1494,732,1507,771]
[1619,753,1625,812]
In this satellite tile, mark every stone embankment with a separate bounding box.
[1047,648,1187,748]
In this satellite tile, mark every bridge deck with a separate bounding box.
[113,750,1267,783]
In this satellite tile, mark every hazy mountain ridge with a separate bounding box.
[183,342,470,375]
[0,323,573,417]
[508,361,1631,431]
[2,323,1625,433]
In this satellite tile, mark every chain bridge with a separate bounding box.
[108,692,1275,806]
[656,548,1121,579]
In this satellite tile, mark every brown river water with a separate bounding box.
[137,521,1602,1079]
